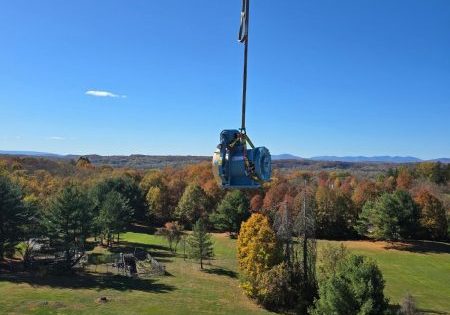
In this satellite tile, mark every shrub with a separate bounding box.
[156,221,184,252]
[311,254,388,315]
[256,262,295,309]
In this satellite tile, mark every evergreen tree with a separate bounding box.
[45,183,93,268]
[311,254,388,315]
[187,218,214,269]
[0,175,26,259]
[20,195,44,268]
[96,191,132,246]
[394,190,420,239]
[210,190,250,237]
[357,190,420,240]
[91,176,145,221]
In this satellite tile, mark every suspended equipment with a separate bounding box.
[212,0,272,188]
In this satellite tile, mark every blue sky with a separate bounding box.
[1,0,449,159]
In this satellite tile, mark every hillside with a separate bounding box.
[67,154,210,169]
[0,154,405,175]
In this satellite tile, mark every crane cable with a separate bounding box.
[236,0,264,185]
[239,0,249,134]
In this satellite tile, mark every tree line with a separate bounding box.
[0,157,448,267]
[0,156,448,314]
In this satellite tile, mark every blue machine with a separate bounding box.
[212,130,271,188]
[212,0,272,189]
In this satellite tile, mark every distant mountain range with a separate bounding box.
[0,150,62,157]
[272,154,450,164]
[310,155,422,163]
[271,154,304,160]
[1,150,449,164]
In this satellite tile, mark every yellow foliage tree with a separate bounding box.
[146,186,164,220]
[237,213,281,296]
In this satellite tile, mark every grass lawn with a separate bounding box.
[0,232,449,314]
[322,240,450,314]
[0,232,271,315]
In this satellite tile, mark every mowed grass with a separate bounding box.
[0,232,272,315]
[322,240,450,314]
[0,233,449,314]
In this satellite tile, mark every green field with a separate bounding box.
[323,240,450,314]
[0,232,449,314]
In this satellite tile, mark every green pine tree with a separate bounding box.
[0,175,26,259]
[45,183,93,268]
[187,218,214,269]
[311,254,388,315]
[210,190,250,237]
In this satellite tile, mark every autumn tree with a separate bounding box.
[156,221,184,252]
[0,175,27,259]
[141,170,171,222]
[210,190,250,237]
[263,181,290,211]
[250,194,264,212]
[165,176,186,216]
[315,185,355,239]
[237,213,282,297]
[351,180,380,211]
[175,184,208,227]
[396,167,414,190]
[140,170,165,192]
[416,162,447,185]
[186,218,214,269]
[257,262,295,309]
[296,187,319,311]
[146,186,169,223]
[415,189,448,240]
[75,156,93,169]
[268,189,318,312]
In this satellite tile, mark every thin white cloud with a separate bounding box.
[85,90,126,98]
[48,136,65,141]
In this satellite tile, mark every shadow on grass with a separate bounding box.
[109,241,175,263]
[418,309,448,314]
[110,241,170,254]
[128,223,156,234]
[0,272,176,293]
[203,267,238,279]
[385,240,450,254]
